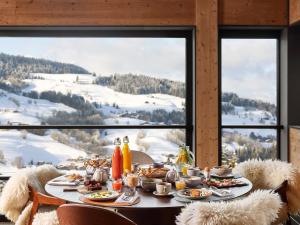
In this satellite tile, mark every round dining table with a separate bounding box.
[45,176,253,225]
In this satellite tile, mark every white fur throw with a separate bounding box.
[176,190,281,225]
[233,159,300,215]
[0,165,61,225]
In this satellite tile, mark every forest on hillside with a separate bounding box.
[93,73,185,98]
[0,53,89,79]
[222,92,276,116]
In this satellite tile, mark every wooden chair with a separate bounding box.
[57,204,137,225]
[28,185,66,225]
[131,150,154,164]
[273,180,291,225]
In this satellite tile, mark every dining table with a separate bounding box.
[45,174,253,225]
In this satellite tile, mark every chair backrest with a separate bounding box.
[57,204,137,225]
[274,180,288,204]
[131,150,154,164]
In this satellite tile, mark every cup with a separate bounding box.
[156,182,172,194]
[187,168,195,176]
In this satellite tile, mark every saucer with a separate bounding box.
[153,191,174,197]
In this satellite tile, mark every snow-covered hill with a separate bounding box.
[23,73,185,115]
[0,130,87,166]
[0,89,75,125]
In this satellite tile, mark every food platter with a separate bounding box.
[177,188,212,200]
[202,178,248,188]
[84,191,120,201]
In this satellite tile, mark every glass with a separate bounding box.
[0,37,186,126]
[175,179,186,190]
[112,179,123,191]
[126,174,139,189]
[221,129,277,164]
[221,39,277,125]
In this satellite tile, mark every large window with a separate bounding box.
[220,31,281,164]
[0,28,194,172]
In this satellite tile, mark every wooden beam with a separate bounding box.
[289,128,300,170]
[219,0,288,26]
[7,0,195,26]
[290,0,300,25]
[195,0,219,168]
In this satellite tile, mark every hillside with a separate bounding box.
[93,73,185,98]
[0,53,90,79]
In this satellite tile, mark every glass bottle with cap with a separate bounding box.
[122,136,132,175]
[112,137,123,180]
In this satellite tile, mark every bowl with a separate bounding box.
[184,176,202,188]
[211,166,232,177]
[140,178,163,191]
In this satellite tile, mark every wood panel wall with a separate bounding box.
[289,128,300,170]
[195,0,219,168]
[1,0,195,25]
[219,0,288,25]
[0,0,290,167]
[290,0,300,25]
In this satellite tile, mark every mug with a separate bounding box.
[156,182,172,194]
[187,168,196,176]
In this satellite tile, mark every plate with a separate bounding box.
[84,191,120,201]
[153,191,174,197]
[211,173,235,179]
[177,188,212,200]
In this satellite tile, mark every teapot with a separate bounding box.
[92,168,109,184]
[165,169,177,183]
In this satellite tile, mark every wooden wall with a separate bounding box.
[289,128,300,170]
[0,0,290,167]
[219,0,288,26]
[290,0,300,25]
[0,0,195,25]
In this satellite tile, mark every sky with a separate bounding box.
[0,37,185,82]
[222,39,277,104]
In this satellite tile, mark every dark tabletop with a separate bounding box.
[45,176,253,209]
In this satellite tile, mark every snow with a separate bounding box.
[101,129,180,162]
[23,73,185,115]
[0,89,75,125]
[0,130,87,167]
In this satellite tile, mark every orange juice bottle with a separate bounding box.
[122,136,132,174]
[112,137,123,180]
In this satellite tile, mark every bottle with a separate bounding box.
[122,136,132,175]
[112,137,123,180]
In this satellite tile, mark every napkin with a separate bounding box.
[115,192,139,204]
[210,187,233,197]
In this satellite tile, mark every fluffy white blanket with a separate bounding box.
[176,190,281,225]
[0,165,62,225]
[234,159,300,216]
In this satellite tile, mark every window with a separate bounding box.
[220,31,281,165]
[0,28,194,172]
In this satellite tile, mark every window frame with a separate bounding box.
[219,29,284,164]
[0,26,195,149]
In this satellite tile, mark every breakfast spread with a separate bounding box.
[84,158,110,168]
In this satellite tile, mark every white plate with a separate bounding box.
[177,189,212,200]
[153,191,174,197]
[84,191,120,201]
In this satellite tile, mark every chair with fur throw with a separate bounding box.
[0,165,65,225]
[176,190,282,225]
[233,159,300,224]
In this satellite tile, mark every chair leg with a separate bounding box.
[286,214,292,225]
